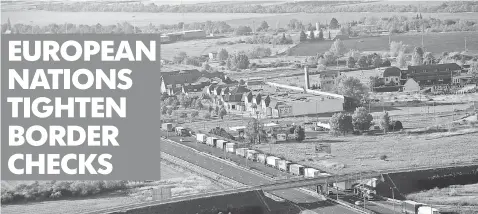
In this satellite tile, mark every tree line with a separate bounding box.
[33,1,478,13]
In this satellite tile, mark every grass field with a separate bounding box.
[253,130,478,175]
[289,31,478,56]
[407,183,478,213]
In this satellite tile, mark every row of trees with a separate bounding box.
[244,118,306,144]
[1,18,232,35]
[34,1,478,13]
[329,107,395,136]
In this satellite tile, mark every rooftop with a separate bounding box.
[162,65,200,73]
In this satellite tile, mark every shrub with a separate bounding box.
[379,155,388,161]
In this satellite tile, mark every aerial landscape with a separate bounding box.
[1,0,478,214]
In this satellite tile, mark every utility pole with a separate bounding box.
[465,37,467,51]
[391,187,395,212]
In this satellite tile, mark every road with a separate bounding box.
[160,131,361,214]
[331,190,399,214]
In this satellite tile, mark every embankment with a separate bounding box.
[376,164,478,200]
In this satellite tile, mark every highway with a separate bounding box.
[160,131,362,214]
[331,191,399,214]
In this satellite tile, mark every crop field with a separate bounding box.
[161,36,292,61]
[1,11,282,26]
[289,31,478,56]
[253,130,478,175]
[1,163,224,214]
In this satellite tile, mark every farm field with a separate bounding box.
[3,10,478,28]
[161,36,293,61]
[407,183,478,213]
[1,163,224,214]
[253,130,478,175]
[289,31,478,56]
[1,11,282,26]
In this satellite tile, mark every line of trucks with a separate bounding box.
[195,133,331,179]
[162,123,193,137]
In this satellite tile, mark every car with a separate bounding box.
[355,201,363,206]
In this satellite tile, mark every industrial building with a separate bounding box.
[161,30,207,42]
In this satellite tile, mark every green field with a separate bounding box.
[289,31,478,56]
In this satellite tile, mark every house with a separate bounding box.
[382,67,402,86]
[452,74,475,86]
[209,51,218,60]
[318,70,341,91]
[242,92,254,112]
[403,78,420,92]
[405,63,462,86]
[223,94,244,111]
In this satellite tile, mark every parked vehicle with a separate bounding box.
[355,201,363,206]
[246,150,258,161]
[196,133,207,144]
[235,148,248,157]
[304,168,321,178]
[206,137,218,147]
[334,181,354,190]
[175,127,189,136]
[257,154,267,164]
[266,156,280,168]
[216,140,228,150]
[289,164,305,176]
[225,142,236,153]
[162,123,173,132]
[277,160,292,172]
[401,200,441,214]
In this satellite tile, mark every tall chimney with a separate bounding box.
[316,22,319,31]
[304,66,310,90]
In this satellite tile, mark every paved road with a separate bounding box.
[160,132,360,214]
[336,192,399,214]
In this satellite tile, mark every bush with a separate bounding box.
[1,180,129,204]
[379,155,388,161]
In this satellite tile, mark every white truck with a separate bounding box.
[277,160,292,172]
[216,140,228,150]
[266,156,280,168]
[225,142,236,153]
[206,137,218,147]
[304,168,321,178]
[161,123,173,132]
[257,154,267,164]
[246,150,258,161]
[289,164,305,176]
[401,200,441,214]
[334,180,354,191]
[196,133,207,144]
[235,148,248,157]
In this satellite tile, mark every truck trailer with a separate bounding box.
[216,140,228,149]
[225,142,236,153]
[289,164,305,176]
[304,168,321,178]
[235,148,248,157]
[161,123,173,132]
[266,156,280,168]
[277,160,292,172]
[257,154,267,164]
[401,200,440,214]
[246,150,258,161]
[206,137,218,147]
[196,133,207,144]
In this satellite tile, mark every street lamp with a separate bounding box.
[391,187,395,212]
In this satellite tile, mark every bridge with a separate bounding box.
[83,130,478,214]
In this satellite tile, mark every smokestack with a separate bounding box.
[304,66,310,90]
[316,22,319,31]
